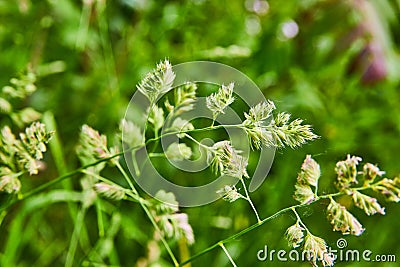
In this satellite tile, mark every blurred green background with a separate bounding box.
[1,0,400,266]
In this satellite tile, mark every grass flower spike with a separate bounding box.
[298,155,321,187]
[293,155,319,204]
[208,141,249,178]
[285,221,305,248]
[350,190,385,215]
[327,198,365,236]
[148,105,165,134]
[76,125,111,165]
[335,155,362,190]
[304,233,334,267]
[0,168,21,194]
[0,122,53,193]
[241,101,318,149]
[19,122,53,161]
[242,100,276,149]
[294,183,316,204]
[2,71,37,99]
[243,100,276,127]
[94,182,125,201]
[165,82,197,116]
[270,112,318,148]
[170,117,194,138]
[137,60,175,102]
[157,213,195,245]
[1,122,53,178]
[206,82,235,122]
[120,119,144,148]
[216,185,244,202]
[151,190,195,245]
[363,163,385,186]
[372,177,400,202]
[165,143,192,161]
